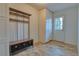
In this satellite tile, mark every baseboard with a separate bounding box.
[33,39,77,50]
[44,40,53,44]
[51,40,77,48]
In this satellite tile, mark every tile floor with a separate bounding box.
[14,40,77,56]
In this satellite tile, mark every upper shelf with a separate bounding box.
[9,8,31,18]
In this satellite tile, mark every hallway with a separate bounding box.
[0,3,78,56]
[15,40,77,56]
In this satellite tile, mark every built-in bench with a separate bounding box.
[9,40,33,55]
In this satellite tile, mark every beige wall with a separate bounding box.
[8,3,39,44]
[39,9,46,43]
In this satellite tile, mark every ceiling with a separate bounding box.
[28,3,77,12]
[27,3,46,10]
[47,3,77,12]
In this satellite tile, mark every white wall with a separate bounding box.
[78,5,79,55]
[8,3,39,43]
[54,6,77,46]
[0,4,9,56]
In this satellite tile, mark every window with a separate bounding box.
[55,17,63,31]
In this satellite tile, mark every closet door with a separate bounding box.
[24,23,29,40]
